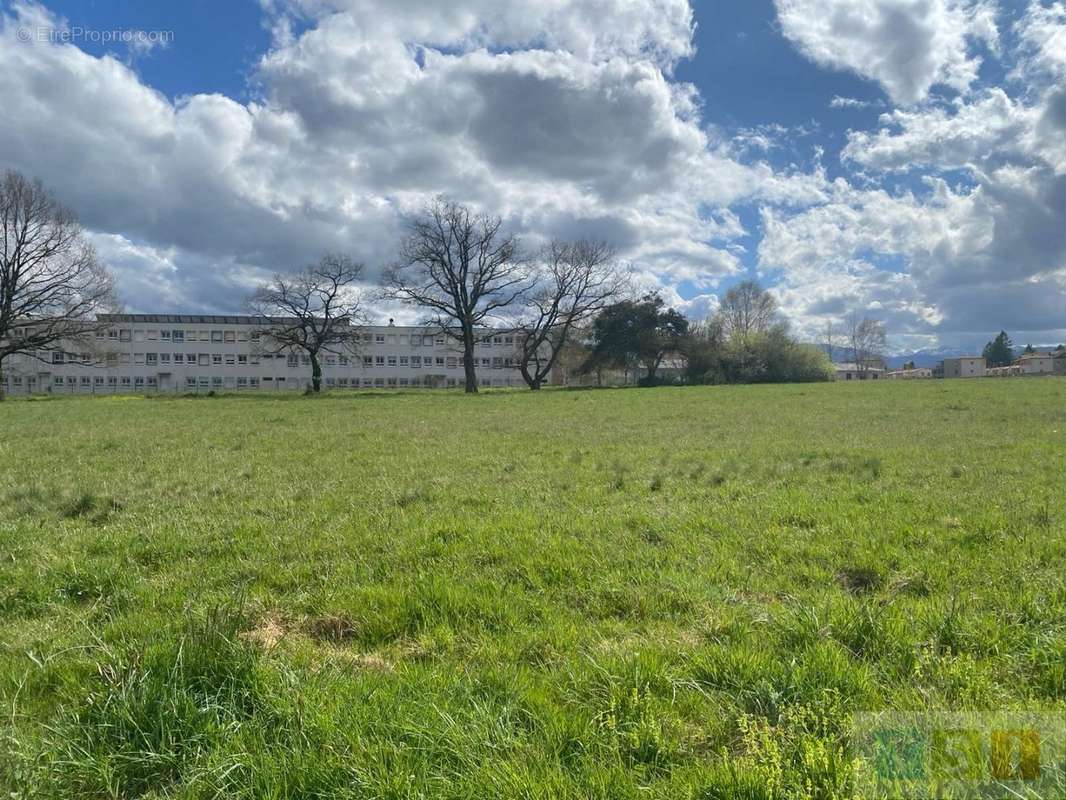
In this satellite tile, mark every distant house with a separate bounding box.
[1056,350,1066,376]
[940,357,986,378]
[1017,352,1056,375]
[886,367,933,379]
[834,362,885,381]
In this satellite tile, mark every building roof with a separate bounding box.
[98,313,268,325]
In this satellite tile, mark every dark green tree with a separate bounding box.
[1024,343,1036,354]
[982,331,1015,367]
[583,293,688,385]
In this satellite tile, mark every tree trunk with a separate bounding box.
[0,356,5,401]
[462,326,478,394]
[530,377,542,391]
[310,352,322,392]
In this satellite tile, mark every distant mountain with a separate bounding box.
[885,344,1065,369]
[884,348,975,369]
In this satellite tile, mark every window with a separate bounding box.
[339,355,349,366]
[287,354,298,368]
[250,377,259,388]
[146,353,158,366]
[213,354,223,365]
[81,376,91,386]
[301,355,310,366]
[198,331,210,341]
[211,330,223,342]
[436,357,445,367]
[108,329,118,340]
[363,378,374,387]
[400,335,408,345]
[326,355,337,366]
[387,356,397,367]
[172,330,184,343]
[435,336,445,346]
[237,377,248,388]
[225,354,235,366]
[108,377,117,387]
[492,357,503,369]
[374,377,385,387]
[53,376,63,387]
[362,333,373,343]
[399,377,409,387]
[375,355,385,366]
[134,377,145,388]
[134,330,145,342]
[363,355,373,367]
[325,378,335,387]
[147,330,159,341]
[250,331,261,343]
[52,351,65,364]
[95,329,105,340]
[199,377,210,388]
[238,331,248,342]
[120,329,131,341]
[186,377,196,388]
[482,358,490,367]
[121,377,131,387]
[120,353,131,365]
[387,334,396,344]
[147,377,158,388]
[160,353,171,364]
[399,356,409,366]
[250,355,259,365]
[94,376,104,386]
[446,357,457,368]
[224,331,236,343]
[238,355,248,365]
[338,378,348,387]
[199,354,210,366]
[504,336,513,345]
[375,334,386,343]
[387,377,397,387]
[212,377,223,388]
[161,330,171,341]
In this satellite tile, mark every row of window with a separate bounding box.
[92,329,518,348]
[5,375,520,390]
[40,351,519,370]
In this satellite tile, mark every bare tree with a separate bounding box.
[516,240,628,390]
[0,170,117,400]
[382,199,529,393]
[822,319,838,362]
[248,254,367,393]
[847,313,887,374]
[717,280,778,341]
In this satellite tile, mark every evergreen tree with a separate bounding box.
[982,331,1015,367]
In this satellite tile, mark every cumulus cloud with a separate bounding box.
[1,0,821,315]
[775,0,999,104]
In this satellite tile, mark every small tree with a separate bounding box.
[0,171,117,399]
[583,293,688,385]
[847,313,887,374]
[718,280,778,340]
[248,254,366,393]
[822,319,838,362]
[1024,343,1036,354]
[516,240,628,390]
[982,331,1014,367]
[383,199,529,393]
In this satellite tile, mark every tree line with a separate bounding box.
[1,170,866,398]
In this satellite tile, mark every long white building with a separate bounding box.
[1,314,538,395]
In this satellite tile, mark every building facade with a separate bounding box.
[1,314,538,395]
[1017,353,1056,375]
[940,357,986,378]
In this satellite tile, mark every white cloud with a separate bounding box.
[775,0,999,104]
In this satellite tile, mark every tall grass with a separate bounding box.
[1,379,1064,797]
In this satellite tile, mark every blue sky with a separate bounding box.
[1,0,1064,352]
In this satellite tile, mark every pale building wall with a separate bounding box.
[1,315,539,395]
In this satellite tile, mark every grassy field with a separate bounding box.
[1,379,1064,798]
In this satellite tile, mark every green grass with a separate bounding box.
[1,380,1065,798]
